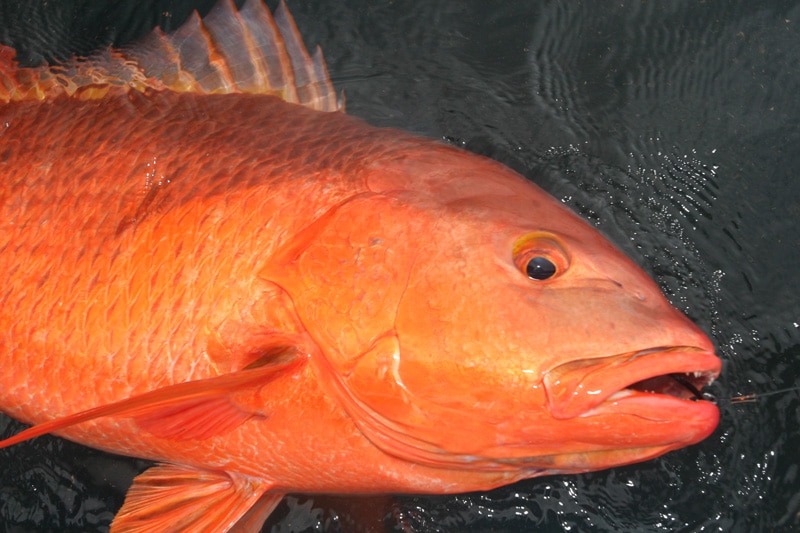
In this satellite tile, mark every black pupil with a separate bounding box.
[526,256,557,280]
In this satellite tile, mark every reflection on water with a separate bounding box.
[1,0,798,531]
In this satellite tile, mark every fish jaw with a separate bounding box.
[543,346,720,419]
[533,346,722,461]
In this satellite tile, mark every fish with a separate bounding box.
[0,0,722,531]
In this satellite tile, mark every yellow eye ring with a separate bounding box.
[512,233,570,281]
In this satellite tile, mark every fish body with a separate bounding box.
[0,1,721,530]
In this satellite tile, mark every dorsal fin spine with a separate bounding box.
[311,46,337,113]
[273,0,337,111]
[239,0,300,104]
[204,0,259,94]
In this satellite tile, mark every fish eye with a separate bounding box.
[512,232,570,282]
[526,256,557,280]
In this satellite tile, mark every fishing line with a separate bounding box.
[726,386,800,405]
[668,375,800,405]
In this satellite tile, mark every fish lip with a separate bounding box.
[543,346,722,420]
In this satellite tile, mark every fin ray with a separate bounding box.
[111,464,282,533]
[204,0,267,94]
[0,349,302,448]
[0,0,342,110]
[239,0,297,102]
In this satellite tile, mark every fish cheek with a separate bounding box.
[340,333,525,461]
[384,238,565,419]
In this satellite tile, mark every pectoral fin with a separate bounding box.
[111,463,283,533]
[0,347,303,448]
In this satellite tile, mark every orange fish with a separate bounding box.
[0,0,722,531]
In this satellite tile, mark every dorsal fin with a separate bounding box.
[0,0,342,111]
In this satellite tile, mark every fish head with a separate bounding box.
[262,143,721,480]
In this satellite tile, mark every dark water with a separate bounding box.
[1,0,799,531]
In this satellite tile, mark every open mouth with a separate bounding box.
[621,346,719,401]
[628,372,711,401]
[543,346,722,419]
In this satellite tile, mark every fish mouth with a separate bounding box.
[543,346,721,420]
